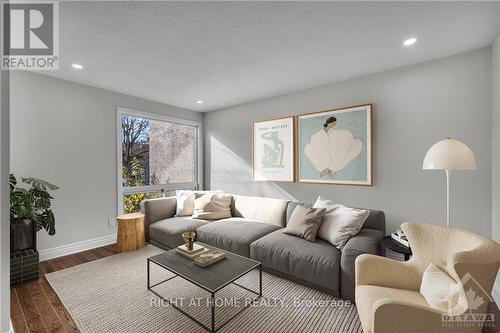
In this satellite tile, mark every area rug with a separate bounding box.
[46,245,363,333]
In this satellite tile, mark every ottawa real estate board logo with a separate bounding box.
[441,272,495,329]
[2,1,59,70]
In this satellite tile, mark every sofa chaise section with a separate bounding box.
[141,196,177,241]
[150,217,209,249]
[141,196,209,249]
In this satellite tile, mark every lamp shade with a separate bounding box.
[423,138,476,170]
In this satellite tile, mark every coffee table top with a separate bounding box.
[148,243,261,293]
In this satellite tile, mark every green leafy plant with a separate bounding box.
[10,174,59,235]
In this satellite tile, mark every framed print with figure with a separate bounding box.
[253,117,295,182]
[297,104,372,185]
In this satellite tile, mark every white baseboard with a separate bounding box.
[2,320,13,333]
[38,234,116,261]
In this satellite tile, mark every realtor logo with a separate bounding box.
[2,1,59,70]
[441,272,495,329]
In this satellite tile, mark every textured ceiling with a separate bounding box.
[39,1,500,112]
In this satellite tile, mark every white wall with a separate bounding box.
[493,34,500,243]
[1,70,10,332]
[204,48,493,237]
[491,33,500,309]
[10,71,203,252]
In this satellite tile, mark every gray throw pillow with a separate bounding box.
[283,205,326,242]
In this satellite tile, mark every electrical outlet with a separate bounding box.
[108,217,117,228]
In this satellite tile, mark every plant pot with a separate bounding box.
[10,219,36,252]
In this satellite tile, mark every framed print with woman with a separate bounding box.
[297,104,372,185]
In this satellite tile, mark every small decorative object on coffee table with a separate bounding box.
[194,250,225,267]
[182,231,196,250]
[381,235,412,261]
[116,212,145,252]
[176,242,209,259]
[148,243,262,333]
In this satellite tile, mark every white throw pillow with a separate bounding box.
[420,263,461,313]
[313,196,370,249]
[192,193,233,220]
[175,190,222,216]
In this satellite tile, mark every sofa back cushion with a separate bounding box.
[231,195,290,227]
[286,201,386,235]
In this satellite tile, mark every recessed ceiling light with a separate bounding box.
[196,100,203,104]
[403,38,417,47]
[71,63,83,69]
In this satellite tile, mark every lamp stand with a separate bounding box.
[445,169,450,227]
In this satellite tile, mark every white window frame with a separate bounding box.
[116,106,203,214]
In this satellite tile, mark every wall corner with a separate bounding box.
[492,34,500,242]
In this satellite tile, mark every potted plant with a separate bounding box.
[10,174,59,252]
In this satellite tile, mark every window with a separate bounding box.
[117,107,202,213]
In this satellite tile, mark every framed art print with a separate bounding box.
[253,117,295,182]
[297,104,372,185]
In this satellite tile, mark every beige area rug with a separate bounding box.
[46,245,363,333]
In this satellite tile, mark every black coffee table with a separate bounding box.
[147,243,262,333]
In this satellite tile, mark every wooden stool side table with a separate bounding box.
[116,212,145,252]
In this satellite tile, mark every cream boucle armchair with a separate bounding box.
[355,222,500,333]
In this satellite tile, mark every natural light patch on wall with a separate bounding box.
[209,136,297,200]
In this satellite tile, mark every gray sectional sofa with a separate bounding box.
[142,194,385,302]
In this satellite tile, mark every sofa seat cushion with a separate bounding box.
[250,229,341,293]
[195,218,281,257]
[149,217,209,249]
[355,285,429,333]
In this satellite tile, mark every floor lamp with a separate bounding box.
[423,138,476,227]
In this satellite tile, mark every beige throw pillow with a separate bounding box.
[313,196,370,249]
[175,190,222,216]
[192,193,232,220]
[420,263,462,313]
[283,205,326,242]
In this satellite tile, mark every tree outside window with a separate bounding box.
[120,113,198,213]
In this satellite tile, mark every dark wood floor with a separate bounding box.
[10,244,119,333]
[10,244,500,333]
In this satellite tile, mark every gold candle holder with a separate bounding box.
[182,231,196,251]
